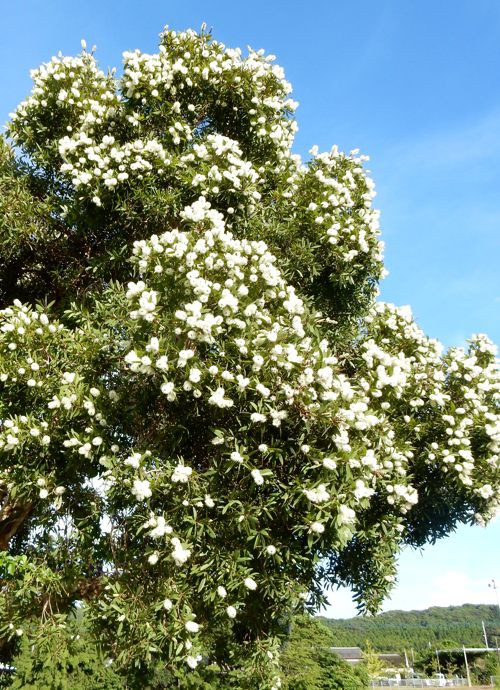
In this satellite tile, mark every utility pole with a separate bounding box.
[482,620,489,649]
[435,649,441,674]
[462,646,472,688]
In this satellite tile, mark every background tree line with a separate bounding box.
[321,604,500,652]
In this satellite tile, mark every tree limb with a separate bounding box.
[0,500,33,551]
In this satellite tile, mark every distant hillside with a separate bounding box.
[319,604,500,652]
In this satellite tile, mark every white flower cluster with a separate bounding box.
[360,303,500,515]
[59,134,171,205]
[124,197,337,422]
[180,134,261,209]
[122,198,420,533]
[123,27,298,157]
[290,145,385,281]
[9,52,119,152]
[0,301,112,510]
[119,197,500,557]
[9,25,299,223]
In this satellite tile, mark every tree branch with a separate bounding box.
[0,500,33,551]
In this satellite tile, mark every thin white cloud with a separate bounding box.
[379,107,500,173]
[321,570,500,620]
[384,571,500,612]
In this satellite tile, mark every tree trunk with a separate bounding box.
[0,500,32,551]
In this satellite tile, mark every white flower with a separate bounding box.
[338,505,356,524]
[78,442,92,457]
[204,494,215,508]
[156,355,169,371]
[177,348,194,366]
[217,586,227,598]
[252,354,264,369]
[354,479,375,501]
[6,433,18,447]
[138,290,158,314]
[303,484,330,504]
[322,458,337,470]
[39,488,49,499]
[132,479,152,501]
[185,620,200,633]
[163,598,173,610]
[186,656,199,669]
[208,387,233,408]
[226,605,237,618]
[160,381,176,399]
[266,545,277,555]
[317,366,334,389]
[310,521,325,534]
[244,577,257,590]
[146,337,160,352]
[270,409,287,427]
[150,516,172,538]
[171,464,193,483]
[125,452,142,469]
[171,537,191,565]
[256,383,270,398]
[251,469,264,485]
[148,552,159,565]
[477,484,494,499]
[188,367,201,383]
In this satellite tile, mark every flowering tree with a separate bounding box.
[0,26,499,689]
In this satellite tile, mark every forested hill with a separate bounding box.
[319,604,500,652]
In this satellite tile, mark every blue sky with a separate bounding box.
[1,0,499,618]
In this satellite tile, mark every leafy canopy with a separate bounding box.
[0,25,499,689]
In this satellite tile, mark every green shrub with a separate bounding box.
[7,624,123,690]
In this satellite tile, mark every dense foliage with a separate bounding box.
[322,604,500,652]
[7,621,123,690]
[0,25,499,688]
[280,615,368,690]
[3,613,367,690]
